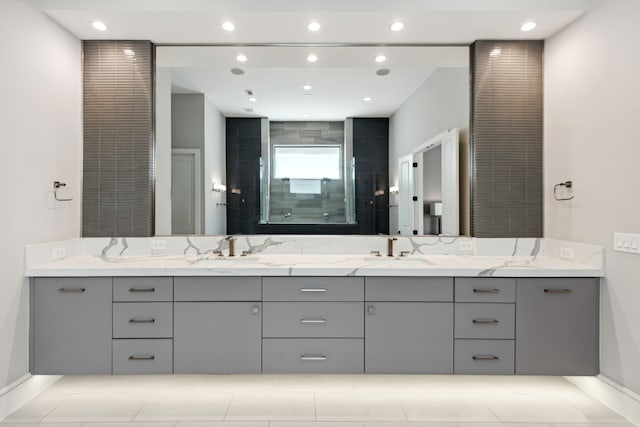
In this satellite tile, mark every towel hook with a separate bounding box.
[553,181,574,201]
[53,181,73,202]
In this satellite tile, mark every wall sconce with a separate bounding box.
[212,183,227,193]
[389,186,399,194]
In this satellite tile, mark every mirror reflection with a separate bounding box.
[155,45,469,236]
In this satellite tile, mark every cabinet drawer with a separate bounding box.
[263,277,363,301]
[113,339,173,374]
[113,277,173,302]
[455,278,515,303]
[366,277,453,301]
[263,338,364,373]
[174,277,261,301]
[454,303,515,339]
[113,302,173,338]
[263,302,363,338]
[454,340,514,374]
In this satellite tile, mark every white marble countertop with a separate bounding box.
[25,253,604,278]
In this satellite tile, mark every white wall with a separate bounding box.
[389,68,468,234]
[204,98,226,235]
[545,0,640,394]
[0,0,81,389]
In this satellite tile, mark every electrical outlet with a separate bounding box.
[151,240,167,251]
[458,240,473,252]
[613,232,640,254]
[51,247,66,260]
[559,247,575,260]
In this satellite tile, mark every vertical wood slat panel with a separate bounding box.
[82,41,154,237]
[470,41,543,238]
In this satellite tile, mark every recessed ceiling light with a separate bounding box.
[91,21,107,31]
[236,54,247,62]
[303,84,312,91]
[520,21,538,32]
[307,54,318,63]
[374,54,386,63]
[230,68,245,75]
[308,21,321,32]
[363,97,372,102]
[389,21,404,31]
[222,21,235,31]
[248,97,257,102]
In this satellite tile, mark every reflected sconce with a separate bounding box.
[374,189,385,196]
[212,183,227,193]
[389,186,399,194]
[230,188,242,195]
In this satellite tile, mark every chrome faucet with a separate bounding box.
[225,236,236,257]
[387,237,398,257]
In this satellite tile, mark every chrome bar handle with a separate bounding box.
[472,319,499,325]
[58,288,85,293]
[473,288,500,294]
[300,288,327,293]
[129,318,155,324]
[300,355,327,361]
[544,289,572,294]
[300,319,327,324]
[128,355,155,361]
[129,287,155,293]
[472,355,500,361]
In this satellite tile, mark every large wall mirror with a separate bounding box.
[155,45,469,236]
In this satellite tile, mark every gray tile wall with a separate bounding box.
[268,122,347,224]
[470,41,543,238]
[82,41,154,237]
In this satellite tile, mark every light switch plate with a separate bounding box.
[458,240,473,252]
[51,247,66,260]
[151,240,167,251]
[613,232,640,254]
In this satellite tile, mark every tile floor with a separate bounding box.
[0,375,634,427]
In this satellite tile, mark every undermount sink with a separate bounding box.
[196,256,260,265]
[364,256,427,265]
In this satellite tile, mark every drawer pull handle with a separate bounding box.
[472,355,499,361]
[129,318,156,324]
[129,287,156,293]
[300,319,327,324]
[300,288,327,293]
[300,355,327,361]
[472,319,499,325]
[128,355,155,361]
[544,289,572,294]
[473,288,500,294]
[58,288,86,293]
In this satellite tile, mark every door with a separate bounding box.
[440,129,459,235]
[171,149,201,234]
[365,302,453,373]
[173,302,262,373]
[515,278,598,375]
[397,154,416,235]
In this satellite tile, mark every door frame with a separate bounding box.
[171,148,202,235]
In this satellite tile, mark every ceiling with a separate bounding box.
[41,0,589,120]
[40,0,589,44]
[159,46,468,120]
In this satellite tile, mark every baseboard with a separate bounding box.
[566,374,640,426]
[0,374,62,421]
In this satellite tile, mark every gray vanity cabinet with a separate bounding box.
[364,278,454,374]
[32,277,112,374]
[173,277,262,374]
[515,278,599,375]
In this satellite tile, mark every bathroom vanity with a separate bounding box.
[26,236,603,377]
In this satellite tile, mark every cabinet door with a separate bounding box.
[33,277,112,374]
[516,278,598,375]
[174,302,262,373]
[365,302,453,374]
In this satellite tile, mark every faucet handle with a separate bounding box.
[370,250,381,257]
[213,250,223,257]
[399,251,411,257]
[241,250,252,257]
